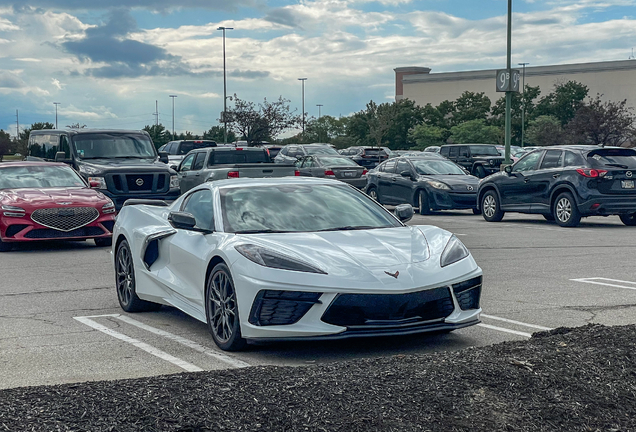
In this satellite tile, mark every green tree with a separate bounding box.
[65,123,87,128]
[491,84,542,146]
[535,80,589,126]
[525,115,566,146]
[566,95,635,146]
[203,125,236,143]
[451,91,492,126]
[303,115,349,144]
[227,95,301,145]
[449,119,502,144]
[409,124,446,149]
[143,124,171,149]
[0,129,12,161]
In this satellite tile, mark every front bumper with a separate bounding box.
[103,188,180,210]
[429,190,478,210]
[0,217,115,242]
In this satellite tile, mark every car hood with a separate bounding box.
[237,226,444,275]
[420,175,479,190]
[0,188,108,207]
[79,158,175,174]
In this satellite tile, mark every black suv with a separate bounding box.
[477,146,636,227]
[28,129,179,210]
[440,144,505,178]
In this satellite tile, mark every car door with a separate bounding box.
[393,159,415,204]
[498,150,543,211]
[377,159,398,204]
[529,150,564,213]
[166,189,217,309]
[177,153,197,194]
[187,151,208,189]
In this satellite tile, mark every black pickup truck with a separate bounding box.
[27,129,180,209]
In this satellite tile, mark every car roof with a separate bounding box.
[442,143,497,146]
[0,161,68,168]
[30,129,148,135]
[205,176,345,190]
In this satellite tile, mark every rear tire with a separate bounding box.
[115,240,162,312]
[481,191,504,222]
[553,192,581,227]
[418,190,430,215]
[206,263,246,351]
[619,213,636,226]
[367,187,379,203]
[95,237,112,247]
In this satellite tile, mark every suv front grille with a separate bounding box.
[107,173,170,194]
[25,226,105,239]
[31,207,99,232]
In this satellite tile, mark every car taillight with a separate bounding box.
[294,170,300,176]
[576,168,608,178]
[362,169,368,175]
[235,148,243,150]
[324,170,335,176]
[227,171,239,178]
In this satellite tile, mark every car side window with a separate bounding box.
[564,151,583,167]
[179,153,196,172]
[192,152,206,170]
[459,147,469,158]
[513,151,542,172]
[396,160,411,174]
[384,160,397,173]
[181,189,214,231]
[303,158,314,168]
[539,150,563,169]
[59,135,70,158]
[440,147,449,157]
[449,147,459,158]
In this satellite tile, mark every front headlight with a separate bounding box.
[235,244,327,274]
[102,201,116,214]
[88,177,107,189]
[2,205,26,217]
[170,175,180,189]
[440,235,469,267]
[428,180,451,190]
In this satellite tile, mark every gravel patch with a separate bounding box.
[1,323,635,432]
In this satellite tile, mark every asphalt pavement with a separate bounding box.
[1,211,635,389]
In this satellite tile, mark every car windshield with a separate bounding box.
[72,133,156,159]
[317,157,359,167]
[469,145,500,156]
[221,184,402,233]
[412,159,466,175]
[0,165,86,189]
[305,146,339,156]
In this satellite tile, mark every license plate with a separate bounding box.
[344,171,354,177]
[621,180,635,189]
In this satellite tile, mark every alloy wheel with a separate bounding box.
[483,195,496,218]
[369,189,378,201]
[116,244,134,307]
[556,197,572,223]
[208,270,238,344]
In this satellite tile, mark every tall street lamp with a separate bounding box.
[53,102,60,129]
[518,62,529,147]
[217,26,233,144]
[169,95,177,138]
[298,78,307,137]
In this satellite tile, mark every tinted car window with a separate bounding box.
[317,157,358,167]
[587,149,636,168]
[192,152,206,170]
[564,151,583,167]
[396,160,411,174]
[413,159,466,175]
[384,160,397,173]
[513,151,542,172]
[448,147,459,158]
[539,150,563,169]
[182,189,214,231]
[212,150,269,164]
[440,147,450,157]
[305,146,339,156]
[469,145,500,156]
[179,143,194,155]
[459,147,469,157]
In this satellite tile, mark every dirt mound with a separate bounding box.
[1,323,635,431]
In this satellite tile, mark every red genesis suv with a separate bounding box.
[0,162,116,251]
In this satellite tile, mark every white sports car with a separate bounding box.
[112,177,482,351]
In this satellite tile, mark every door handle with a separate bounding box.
[391,178,397,182]
[524,177,530,183]
[553,174,560,179]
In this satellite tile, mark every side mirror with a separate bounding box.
[394,204,414,223]
[400,170,412,178]
[158,151,169,164]
[170,164,178,171]
[55,152,69,163]
[168,211,197,230]
[504,165,513,174]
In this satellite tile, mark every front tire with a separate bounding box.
[619,213,636,226]
[367,187,379,203]
[553,192,581,227]
[206,263,246,351]
[418,190,430,215]
[115,240,162,312]
[481,191,504,222]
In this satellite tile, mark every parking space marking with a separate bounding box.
[74,316,203,372]
[115,315,250,368]
[477,323,533,338]
[570,277,636,291]
[481,314,553,331]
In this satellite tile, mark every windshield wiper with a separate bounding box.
[604,163,630,169]
[234,229,289,234]
[316,225,380,232]
[111,156,153,159]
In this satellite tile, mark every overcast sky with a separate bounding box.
[1,0,635,137]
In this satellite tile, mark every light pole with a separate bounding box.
[316,104,323,142]
[518,62,529,147]
[298,78,307,138]
[169,95,177,138]
[504,0,512,165]
[217,26,233,144]
[53,102,60,129]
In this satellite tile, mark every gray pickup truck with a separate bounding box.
[175,146,297,194]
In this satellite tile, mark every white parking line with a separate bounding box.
[570,277,636,291]
[480,314,553,331]
[74,316,203,372]
[477,323,533,338]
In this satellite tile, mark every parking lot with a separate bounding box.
[1,211,635,390]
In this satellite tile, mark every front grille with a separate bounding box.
[321,287,454,328]
[31,207,99,232]
[249,290,322,326]
[126,174,154,191]
[452,276,482,310]
[5,224,29,237]
[24,226,105,239]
